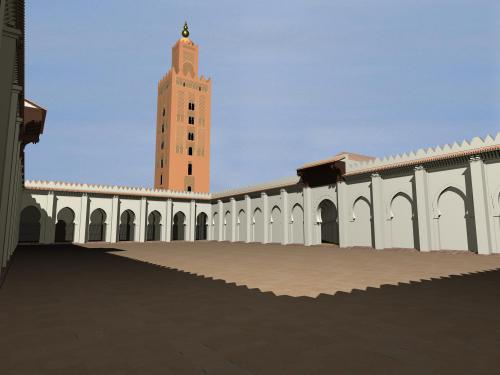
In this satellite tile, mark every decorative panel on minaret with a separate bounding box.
[154,22,211,193]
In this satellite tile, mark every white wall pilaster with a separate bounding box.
[303,185,313,246]
[469,156,492,254]
[138,197,147,242]
[110,195,120,243]
[41,191,56,244]
[337,181,348,247]
[189,200,196,242]
[165,198,172,241]
[217,200,223,241]
[261,192,269,244]
[414,166,432,251]
[76,194,89,244]
[371,173,385,250]
[230,197,236,242]
[245,194,251,243]
[280,189,289,245]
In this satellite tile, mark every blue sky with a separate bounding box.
[25,0,500,191]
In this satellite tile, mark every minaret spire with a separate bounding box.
[182,21,189,38]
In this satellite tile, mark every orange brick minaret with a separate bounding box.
[154,22,211,192]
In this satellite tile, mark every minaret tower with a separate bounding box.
[154,22,211,192]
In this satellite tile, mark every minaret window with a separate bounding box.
[188,132,194,141]
[160,175,163,185]
[188,163,192,175]
[187,186,192,192]
[161,141,164,150]
[162,108,165,116]
[160,159,164,168]
[188,103,195,111]
[188,147,193,155]
[161,124,164,133]
[188,116,194,125]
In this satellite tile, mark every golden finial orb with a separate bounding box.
[182,22,189,38]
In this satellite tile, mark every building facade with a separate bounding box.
[20,133,500,255]
[154,23,211,193]
[0,0,46,281]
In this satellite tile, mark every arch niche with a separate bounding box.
[270,206,283,243]
[147,211,162,241]
[389,193,416,249]
[196,212,208,240]
[172,211,186,241]
[291,204,304,244]
[119,210,135,241]
[55,207,76,243]
[89,209,106,242]
[224,211,232,241]
[19,205,41,243]
[350,198,373,247]
[253,208,263,242]
[237,209,247,242]
[212,212,219,241]
[317,199,339,244]
[437,187,475,251]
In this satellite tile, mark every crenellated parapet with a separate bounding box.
[346,133,500,176]
[212,176,301,200]
[24,180,212,200]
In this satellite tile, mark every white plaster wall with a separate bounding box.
[237,208,247,242]
[381,174,416,249]
[19,153,499,254]
[286,189,304,244]
[290,203,304,244]
[345,180,373,247]
[485,160,500,253]
[212,211,219,240]
[270,205,283,243]
[268,194,281,243]
[252,207,264,242]
[224,210,232,241]
[427,166,475,251]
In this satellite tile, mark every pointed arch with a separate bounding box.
[437,186,476,251]
[89,208,107,242]
[19,206,41,243]
[147,210,162,241]
[291,204,304,244]
[212,212,219,241]
[317,199,339,244]
[119,209,136,241]
[350,197,373,247]
[237,209,247,242]
[389,193,416,249]
[172,211,186,241]
[253,207,263,242]
[270,206,283,243]
[224,210,232,241]
[55,207,76,243]
[196,212,208,240]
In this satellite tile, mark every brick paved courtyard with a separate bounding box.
[1,243,500,374]
[87,241,500,297]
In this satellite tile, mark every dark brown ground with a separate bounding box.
[1,244,500,375]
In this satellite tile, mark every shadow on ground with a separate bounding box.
[0,244,499,375]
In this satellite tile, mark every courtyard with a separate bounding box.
[1,242,500,374]
[86,241,500,297]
